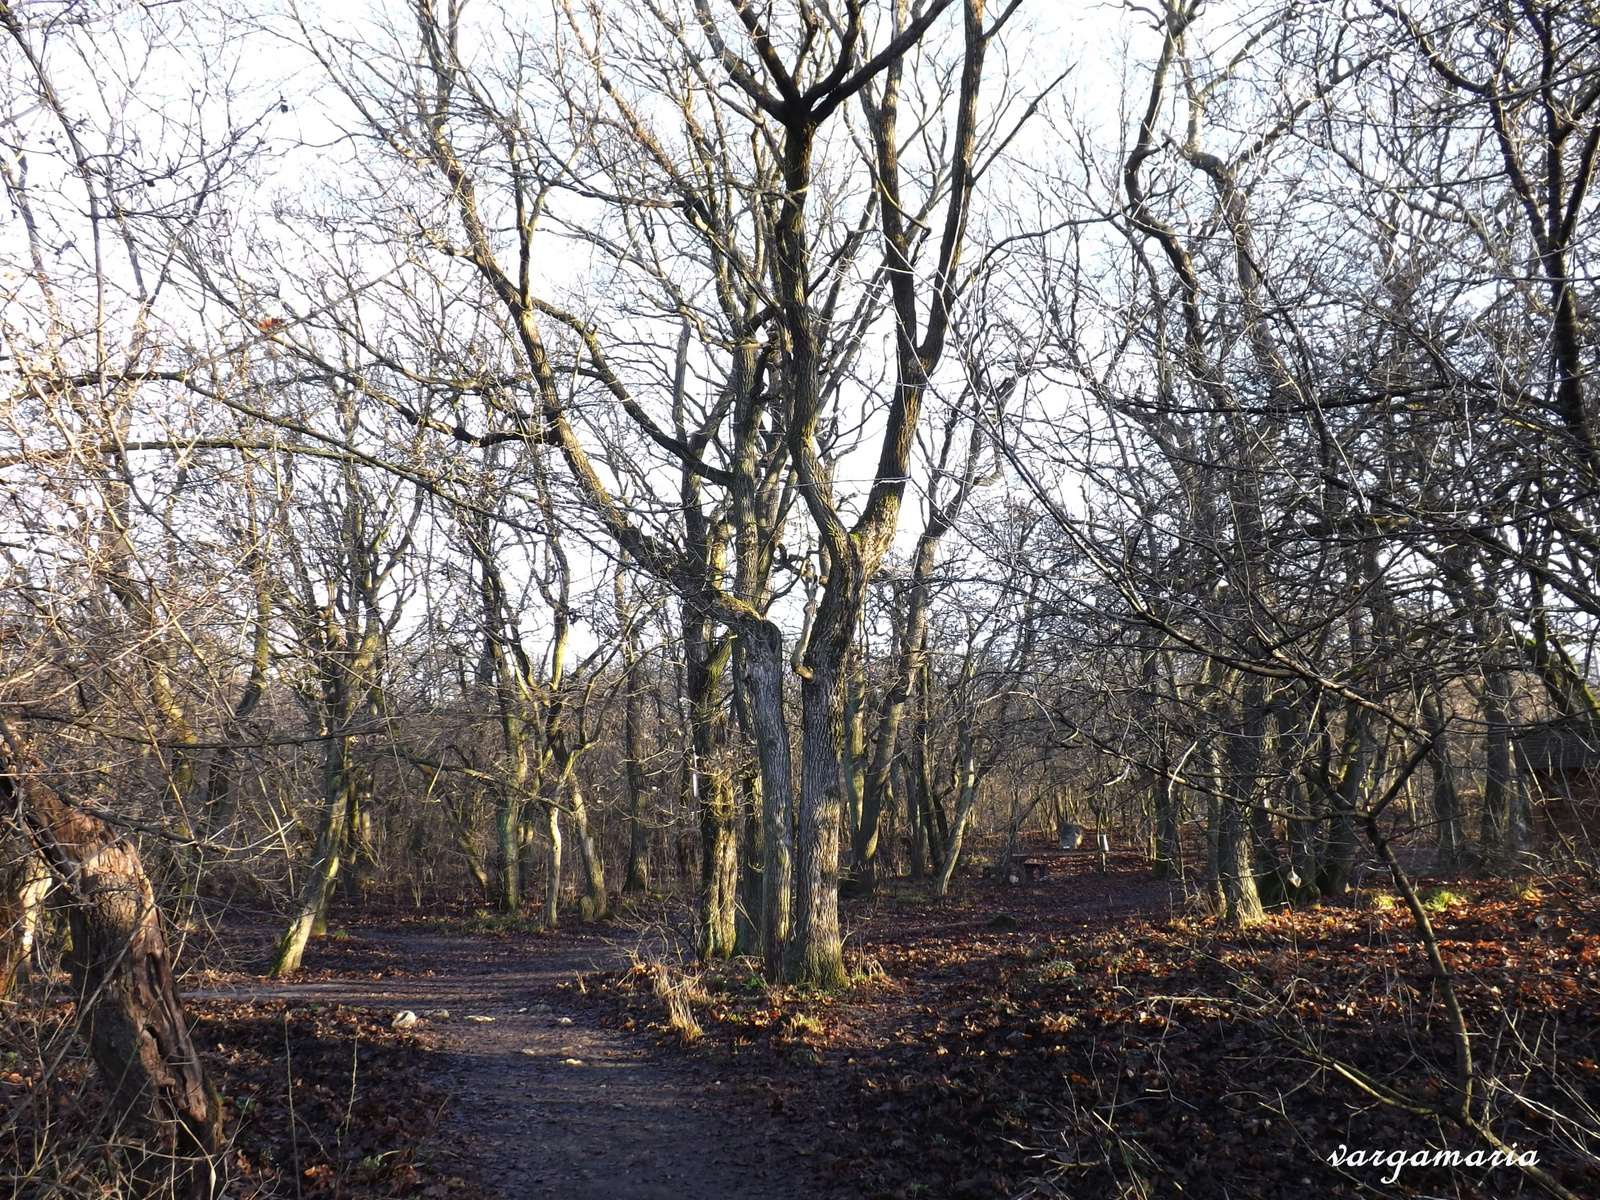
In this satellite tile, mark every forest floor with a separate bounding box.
[180,922,818,1200]
[20,843,1588,1200]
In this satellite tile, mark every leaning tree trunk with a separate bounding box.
[270,732,355,977]
[933,734,984,895]
[1,735,223,1197]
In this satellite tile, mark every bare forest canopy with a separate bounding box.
[3,0,1600,1196]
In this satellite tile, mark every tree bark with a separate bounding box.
[1423,687,1464,868]
[0,846,49,996]
[934,732,983,895]
[542,800,563,929]
[684,603,737,958]
[1152,755,1181,880]
[622,638,651,895]
[270,732,354,976]
[1481,666,1522,867]
[567,770,609,920]
[793,653,849,986]
[739,619,794,980]
[2,738,223,1197]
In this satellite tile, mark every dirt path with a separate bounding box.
[194,930,818,1200]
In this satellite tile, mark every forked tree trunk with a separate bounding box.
[563,765,609,920]
[933,735,983,895]
[1,737,223,1197]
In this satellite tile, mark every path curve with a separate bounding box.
[194,929,818,1200]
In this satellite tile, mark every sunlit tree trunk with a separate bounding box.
[0,848,49,996]
[621,614,651,895]
[271,730,355,976]
[542,800,563,929]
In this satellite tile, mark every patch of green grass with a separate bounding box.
[1031,957,1076,983]
[1418,886,1469,914]
[423,909,546,936]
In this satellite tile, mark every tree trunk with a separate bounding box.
[1203,742,1228,914]
[737,619,793,980]
[674,747,694,888]
[934,735,983,895]
[200,576,271,841]
[1319,704,1369,898]
[842,653,867,871]
[1482,666,1523,867]
[1152,753,1180,879]
[337,780,376,905]
[1218,797,1263,923]
[494,788,522,911]
[543,800,563,929]
[1286,773,1320,904]
[622,647,651,895]
[567,770,609,920]
[699,764,739,958]
[735,759,763,955]
[852,563,936,891]
[2,740,223,1197]
[0,847,49,996]
[684,603,737,958]
[902,757,925,881]
[793,654,848,987]
[1423,687,1464,869]
[270,734,354,976]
